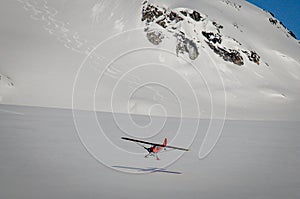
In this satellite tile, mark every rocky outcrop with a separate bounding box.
[188,10,203,22]
[242,50,260,65]
[206,41,244,66]
[212,21,224,32]
[202,31,222,44]
[142,2,199,60]
[142,3,183,28]
[141,1,263,66]
[269,18,277,25]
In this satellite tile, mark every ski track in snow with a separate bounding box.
[17,0,135,82]
[0,108,25,115]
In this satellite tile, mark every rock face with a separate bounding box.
[206,41,244,66]
[202,31,222,44]
[141,1,264,66]
[188,10,203,22]
[141,1,199,60]
[141,2,183,27]
[242,50,260,65]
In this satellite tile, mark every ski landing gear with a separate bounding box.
[144,147,160,160]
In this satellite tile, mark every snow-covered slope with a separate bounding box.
[0,0,299,120]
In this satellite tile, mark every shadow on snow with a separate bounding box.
[112,166,182,175]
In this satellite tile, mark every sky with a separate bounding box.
[246,0,300,39]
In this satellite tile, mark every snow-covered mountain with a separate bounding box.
[1,0,299,120]
[1,2,300,198]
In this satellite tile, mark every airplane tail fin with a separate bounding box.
[163,138,167,147]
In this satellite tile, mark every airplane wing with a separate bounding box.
[121,137,162,146]
[121,137,189,151]
[165,145,189,151]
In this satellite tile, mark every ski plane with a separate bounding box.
[121,137,189,160]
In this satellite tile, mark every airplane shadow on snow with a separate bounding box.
[112,166,182,175]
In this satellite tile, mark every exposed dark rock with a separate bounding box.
[279,21,287,29]
[141,1,267,65]
[202,31,222,44]
[189,10,202,22]
[249,51,260,64]
[142,2,198,61]
[206,41,244,65]
[288,30,296,39]
[269,18,277,25]
[141,3,164,24]
[180,10,187,16]
[279,21,297,39]
[263,9,275,18]
[168,11,183,22]
[212,21,223,29]
[242,50,260,65]
[156,17,167,28]
[142,3,183,28]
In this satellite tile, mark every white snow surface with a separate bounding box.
[0,105,299,198]
[0,0,300,120]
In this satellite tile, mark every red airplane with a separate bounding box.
[121,137,189,160]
